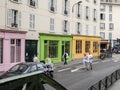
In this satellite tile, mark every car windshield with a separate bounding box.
[8,64,28,73]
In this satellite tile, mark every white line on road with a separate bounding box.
[58,68,71,72]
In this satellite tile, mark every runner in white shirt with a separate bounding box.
[87,52,93,70]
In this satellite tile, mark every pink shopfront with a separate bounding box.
[0,29,26,71]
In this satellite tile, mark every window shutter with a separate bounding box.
[28,0,30,6]
[18,12,21,28]
[67,21,70,33]
[88,7,90,19]
[80,5,82,18]
[76,5,78,18]
[75,22,77,34]
[62,20,65,32]
[7,9,13,26]
[62,0,65,14]
[33,15,35,29]
[35,0,38,7]
[48,0,51,11]
[18,0,21,3]
[67,0,70,14]
[54,0,57,12]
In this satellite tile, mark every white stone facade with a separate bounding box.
[0,0,100,40]
[100,0,120,46]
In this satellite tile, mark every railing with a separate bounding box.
[87,69,120,90]
[0,71,67,90]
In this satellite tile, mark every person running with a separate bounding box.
[87,52,93,70]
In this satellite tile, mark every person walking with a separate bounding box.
[83,53,88,70]
[33,54,40,63]
[87,52,93,70]
[63,52,68,65]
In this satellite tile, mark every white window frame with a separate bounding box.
[100,32,105,40]
[100,5,105,11]
[100,23,105,29]
[28,0,38,7]
[109,23,114,30]
[48,0,57,12]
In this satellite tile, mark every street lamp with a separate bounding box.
[72,1,82,13]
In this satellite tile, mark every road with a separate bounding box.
[45,54,120,90]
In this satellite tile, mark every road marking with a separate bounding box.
[71,68,80,72]
[58,68,71,72]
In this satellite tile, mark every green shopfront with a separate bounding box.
[39,33,72,63]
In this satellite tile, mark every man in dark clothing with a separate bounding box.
[63,52,68,65]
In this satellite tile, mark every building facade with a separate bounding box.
[0,0,101,69]
[100,0,120,49]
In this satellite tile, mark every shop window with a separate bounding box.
[65,41,70,55]
[85,41,90,52]
[49,40,58,58]
[93,42,98,53]
[11,39,21,63]
[76,40,82,54]
[0,39,3,64]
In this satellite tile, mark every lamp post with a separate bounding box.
[108,39,112,57]
[72,1,82,13]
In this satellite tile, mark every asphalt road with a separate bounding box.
[45,54,120,90]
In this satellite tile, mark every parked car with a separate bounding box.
[112,44,120,54]
[0,62,54,90]
[0,62,46,79]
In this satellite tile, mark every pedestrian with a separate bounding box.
[33,54,39,63]
[63,52,68,65]
[83,53,88,70]
[87,52,93,70]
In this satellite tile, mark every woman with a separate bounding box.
[83,53,88,69]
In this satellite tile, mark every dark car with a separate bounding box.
[112,44,120,54]
[0,62,46,79]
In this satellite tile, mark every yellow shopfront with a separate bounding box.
[72,35,101,60]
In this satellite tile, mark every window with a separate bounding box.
[85,6,89,19]
[85,41,90,52]
[28,0,38,7]
[49,41,58,58]
[63,20,70,33]
[0,39,3,64]
[7,9,21,28]
[48,0,57,12]
[50,18,54,32]
[76,3,81,18]
[109,14,112,21]
[100,23,105,29]
[93,42,98,53]
[100,32,105,40]
[100,13,105,20]
[93,9,97,21]
[109,32,112,39]
[10,39,21,63]
[76,22,81,34]
[109,23,114,30]
[100,5,105,11]
[29,14,35,29]
[76,40,82,53]
[62,0,70,15]
[109,6,112,12]
[10,0,21,3]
